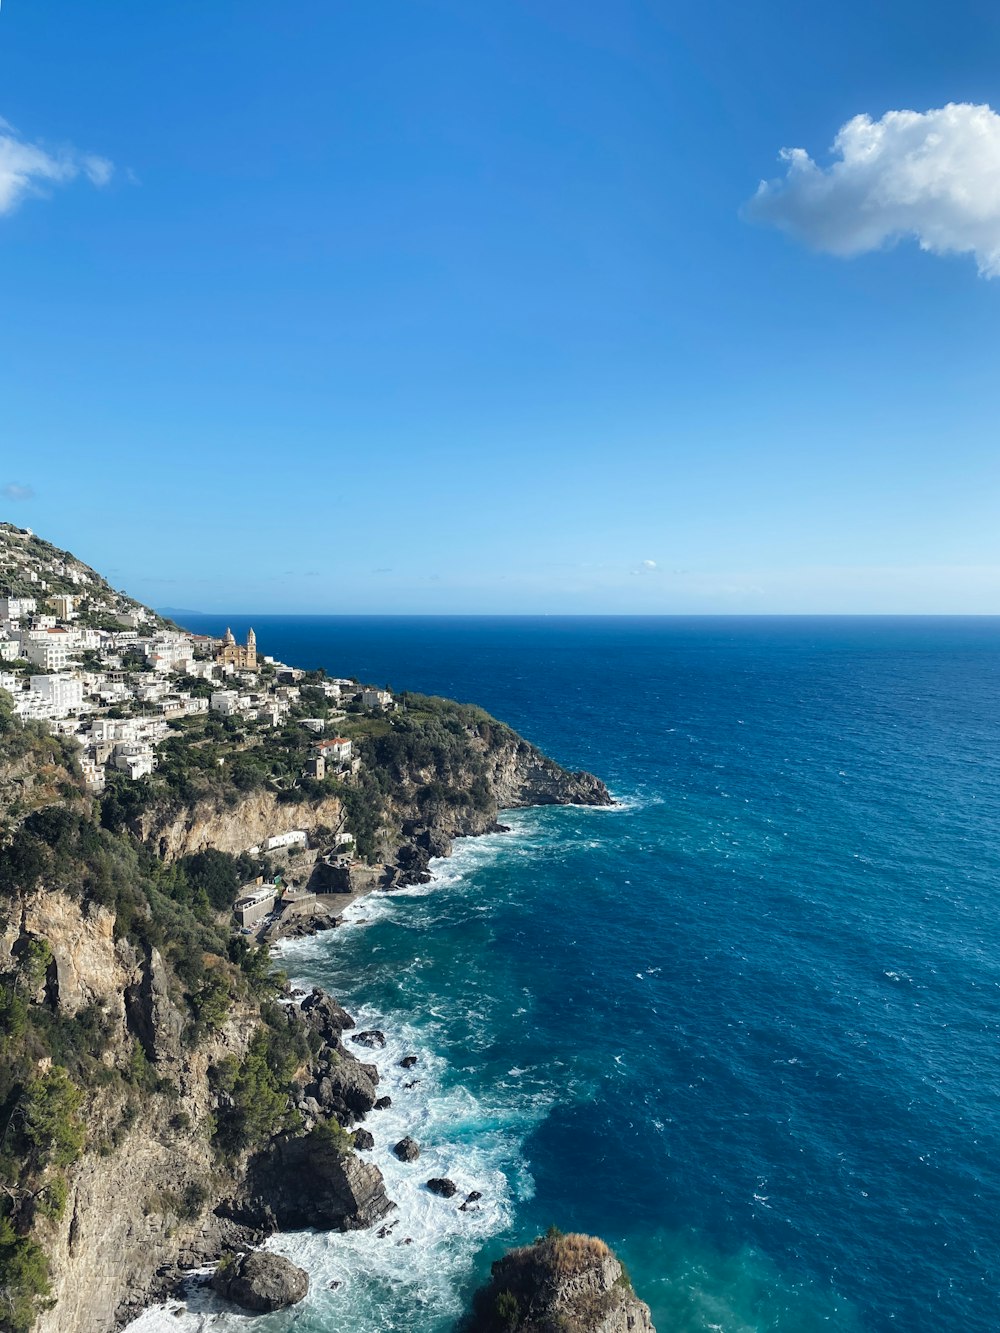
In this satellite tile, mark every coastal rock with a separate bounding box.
[353,1129,375,1150]
[352,1029,387,1049]
[460,1190,483,1211]
[393,1137,420,1162]
[426,1178,457,1198]
[277,908,340,940]
[463,1231,654,1332]
[394,843,433,885]
[301,988,356,1038]
[308,1060,379,1121]
[243,1129,394,1232]
[374,1096,392,1110]
[399,1055,418,1069]
[210,1251,308,1314]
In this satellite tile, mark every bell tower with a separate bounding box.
[246,627,257,669]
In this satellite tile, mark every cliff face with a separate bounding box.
[1,890,255,1332]
[464,1232,655,1333]
[382,727,611,883]
[135,788,345,861]
[2,885,394,1332]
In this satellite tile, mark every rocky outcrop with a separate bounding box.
[352,1028,386,1048]
[304,1058,380,1123]
[386,734,613,886]
[463,1232,654,1333]
[393,1136,420,1162]
[301,986,356,1038]
[3,892,132,1020]
[239,1128,394,1232]
[0,884,390,1333]
[210,1250,309,1313]
[124,946,185,1066]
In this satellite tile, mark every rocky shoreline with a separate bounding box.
[118,816,568,1324]
[134,984,494,1324]
[128,792,622,1327]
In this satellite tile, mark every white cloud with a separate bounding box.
[746,102,1000,277]
[0,119,113,216]
[1,482,35,501]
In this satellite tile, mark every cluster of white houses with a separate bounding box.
[0,587,391,794]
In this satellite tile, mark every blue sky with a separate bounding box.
[2,0,999,613]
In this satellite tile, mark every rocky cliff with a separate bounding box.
[463,1232,655,1333]
[365,704,612,883]
[135,788,345,861]
[1,882,395,1332]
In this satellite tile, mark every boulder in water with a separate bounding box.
[462,1231,655,1332]
[426,1177,457,1197]
[210,1251,308,1313]
[352,1029,386,1049]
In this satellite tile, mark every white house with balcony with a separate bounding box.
[112,742,156,780]
[29,674,84,716]
[0,596,37,621]
[210,689,243,716]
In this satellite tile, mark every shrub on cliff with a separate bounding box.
[0,1212,51,1333]
[19,1068,86,1173]
[210,1008,308,1156]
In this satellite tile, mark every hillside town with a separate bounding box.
[0,523,394,803]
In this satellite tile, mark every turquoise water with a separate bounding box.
[140,616,1000,1332]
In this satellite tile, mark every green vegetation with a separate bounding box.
[0,1070,87,1333]
[209,1005,309,1155]
[0,1215,51,1333]
[0,703,314,1330]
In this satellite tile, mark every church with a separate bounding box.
[218,626,257,671]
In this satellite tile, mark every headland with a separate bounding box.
[0,523,629,1331]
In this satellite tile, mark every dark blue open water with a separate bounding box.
[142,617,1000,1333]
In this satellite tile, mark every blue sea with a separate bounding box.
[133,616,1000,1333]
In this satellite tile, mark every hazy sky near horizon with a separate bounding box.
[2,1,1000,614]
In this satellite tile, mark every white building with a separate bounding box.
[315,736,352,764]
[12,693,57,723]
[90,717,141,744]
[0,596,36,620]
[79,755,106,792]
[29,675,84,715]
[112,743,156,780]
[264,829,307,852]
[210,689,243,716]
[253,702,283,727]
[360,687,394,711]
[0,640,20,661]
[23,632,72,672]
